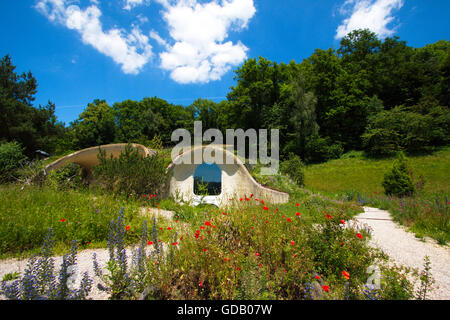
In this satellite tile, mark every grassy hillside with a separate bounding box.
[305,148,450,196]
[304,148,449,244]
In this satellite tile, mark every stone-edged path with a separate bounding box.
[354,207,450,300]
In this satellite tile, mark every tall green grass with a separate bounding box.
[0,185,145,259]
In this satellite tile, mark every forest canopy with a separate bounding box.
[1,29,449,163]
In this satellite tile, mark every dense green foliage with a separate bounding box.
[0,55,65,157]
[382,152,416,197]
[93,144,167,198]
[3,29,448,164]
[0,141,27,182]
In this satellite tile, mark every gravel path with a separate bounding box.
[354,207,450,300]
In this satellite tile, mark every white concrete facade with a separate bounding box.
[167,145,289,206]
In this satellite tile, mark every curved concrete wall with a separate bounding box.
[45,143,153,173]
[167,145,289,206]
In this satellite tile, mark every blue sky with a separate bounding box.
[1,0,449,125]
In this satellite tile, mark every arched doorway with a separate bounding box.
[193,162,222,196]
[193,162,222,206]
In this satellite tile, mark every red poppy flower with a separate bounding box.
[263,206,269,210]
[87,242,91,245]
[205,221,212,226]
[340,242,344,246]
[322,285,330,293]
[340,220,346,224]
[148,241,154,245]
[195,233,199,239]
[296,203,300,206]
[266,220,269,223]
[291,240,295,246]
[287,218,292,223]
[245,197,249,201]
[293,254,297,258]
[203,248,207,252]
[296,212,301,216]
[356,233,363,239]
[326,214,332,219]
[284,270,287,273]
[167,227,172,230]
[315,275,321,280]
[199,281,204,287]
[126,225,130,231]
[250,194,253,198]
[255,252,260,256]
[258,264,263,268]
[180,236,183,241]
[60,219,66,222]
[240,198,243,201]
[261,200,264,204]
[342,271,350,280]
[200,226,206,230]
[222,212,226,215]
[224,258,230,262]
[172,242,178,246]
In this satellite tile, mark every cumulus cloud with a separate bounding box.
[156,0,256,84]
[335,0,404,39]
[35,0,152,74]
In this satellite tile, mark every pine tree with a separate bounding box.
[382,152,415,197]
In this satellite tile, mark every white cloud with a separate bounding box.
[35,0,152,74]
[123,0,150,11]
[150,30,168,48]
[335,0,404,39]
[156,0,256,84]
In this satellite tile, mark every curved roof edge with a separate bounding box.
[45,143,153,172]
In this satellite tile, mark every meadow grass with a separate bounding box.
[303,148,450,244]
[304,147,450,196]
[0,184,147,259]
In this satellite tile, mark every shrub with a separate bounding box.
[382,152,415,197]
[303,137,343,163]
[327,143,344,160]
[93,144,167,198]
[304,136,330,163]
[0,141,27,182]
[45,163,86,190]
[281,153,305,186]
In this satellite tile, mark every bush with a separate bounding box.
[0,141,27,182]
[93,144,167,198]
[281,153,305,186]
[382,152,415,197]
[303,136,343,163]
[45,163,86,190]
[327,143,344,160]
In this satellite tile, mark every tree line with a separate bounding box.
[1,29,449,163]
